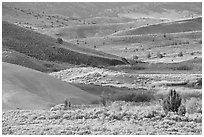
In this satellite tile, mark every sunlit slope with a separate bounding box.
[113,17,202,36]
[2,62,100,110]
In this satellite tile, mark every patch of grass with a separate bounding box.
[168,65,193,71]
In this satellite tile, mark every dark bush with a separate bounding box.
[109,90,154,103]
[178,51,183,57]
[172,65,192,70]
[163,33,166,38]
[57,37,63,44]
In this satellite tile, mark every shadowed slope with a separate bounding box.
[2,21,126,67]
[2,48,70,72]
[2,62,100,110]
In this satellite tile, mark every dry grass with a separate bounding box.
[185,98,202,114]
[2,101,202,135]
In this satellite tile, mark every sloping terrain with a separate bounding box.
[2,21,127,68]
[2,62,100,110]
[2,48,70,72]
[42,18,163,40]
[113,17,202,36]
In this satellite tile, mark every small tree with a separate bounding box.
[162,89,182,114]
[57,37,63,44]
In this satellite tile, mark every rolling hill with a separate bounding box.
[2,62,100,110]
[3,2,201,30]
[113,17,202,36]
[99,2,201,19]
[2,21,127,68]
[3,2,134,18]
[42,18,163,40]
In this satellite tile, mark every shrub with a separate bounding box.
[161,89,181,114]
[163,33,166,38]
[186,78,202,89]
[198,40,202,44]
[100,94,107,106]
[178,104,186,116]
[147,52,151,58]
[157,52,163,58]
[178,51,183,57]
[132,55,138,60]
[64,98,71,110]
[57,37,63,44]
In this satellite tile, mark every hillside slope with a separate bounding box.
[2,48,70,72]
[43,18,162,40]
[2,62,100,110]
[113,17,202,36]
[2,21,127,67]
